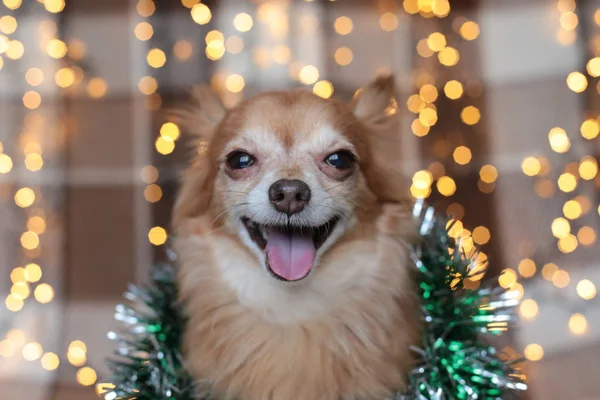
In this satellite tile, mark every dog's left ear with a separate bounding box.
[351,74,397,127]
[169,86,227,144]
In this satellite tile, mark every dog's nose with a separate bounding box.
[268,179,311,215]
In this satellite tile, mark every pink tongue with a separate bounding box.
[266,229,316,281]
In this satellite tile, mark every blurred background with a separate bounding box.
[0,0,599,398]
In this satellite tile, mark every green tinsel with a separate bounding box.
[101,201,526,400]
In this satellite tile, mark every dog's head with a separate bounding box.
[173,76,408,283]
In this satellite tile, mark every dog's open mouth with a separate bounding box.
[241,216,339,282]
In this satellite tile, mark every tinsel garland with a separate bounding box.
[100,201,527,400]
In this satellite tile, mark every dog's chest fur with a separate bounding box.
[176,210,417,400]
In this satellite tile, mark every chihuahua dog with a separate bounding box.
[172,76,418,400]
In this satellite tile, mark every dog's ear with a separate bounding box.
[171,87,225,229]
[351,74,397,127]
[169,86,227,145]
[352,75,410,206]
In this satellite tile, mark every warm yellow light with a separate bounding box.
[541,263,558,281]
[155,136,175,155]
[87,77,108,99]
[25,153,44,172]
[563,200,582,220]
[521,156,541,176]
[524,343,544,361]
[334,47,353,66]
[411,119,430,137]
[419,84,438,102]
[224,36,244,55]
[579,156,598,180]
[159,122,180,141]
[233,13,253,32]
[577,226,596,247]
[427,32,446,51]
[432,0,450,17]
[519,299,538,320]
[313,80,334,99]
[334,16,353,35]
[299,65,319,85]
[437,176,456,196]
[15,187,35,208]
[0,15,17,34]
[576,279,596,300]
[23,91,42,110]
[46,39,67,59]
[148,226,167,246]
[5,294,23,312]
[518,258,536,278]
[551,217,571,239]
[205,44,225,61]
[140,165,158,184]
[191,3,211,24]
[438,47,459,66]
[410,184,431,199]
[3,0,21,10]
[479,165,498,183]
[144,184,163,203]
[55,67,75,88]
[41,352,60,370]
[43,0,64,12]
[406,94,425,113]
[557,172,577,192]
[173,40,193,61]
[225,73,245,93]
[181,0,199,8]
[560,11,578,30]
[11,282,30,300]
[419,108,438,127]
[472,226,490,245]
[446,219,463,238]
[552,269,571,288]
[22,342,43,361]
[138,76,158,95]
[498,268,517,289]
[34,283,55,303]
[566,71,587,93]
[403,0,419,14]
[380,12,398,32]
[548,127,570,153]
[587,57,600,77]
[460,21,480,40]
[134,22,154,41]
[461,105,480,125]
[0,340,15,357]
[69,340,87,353]
[580,118,599,139]
[136,0,155,17]
[569,313,588,335]
[416,39,434,58]
[452,146,471,165]
[10,267,26,283]
[147,48,166,68]
[67,347,87,367]
[25,263,42,282]
[443,80,463,99]
[0,153,13,174]
[412,170,434,190]
[6,39,23,59]
[77,367,98,386]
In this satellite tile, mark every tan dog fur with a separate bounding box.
[173,76,419,400]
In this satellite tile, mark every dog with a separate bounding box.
[172,75,419,400]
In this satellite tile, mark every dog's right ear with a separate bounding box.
[171,87,225,229]
[169,86,227,144]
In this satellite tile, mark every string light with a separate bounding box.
[77,367,98,386]
[334,16,353,35]
[519,299,538,320]
[34,283,55,303]
[233,13,253,32]
[380,12,398,32]
[444,80,463,99]
[298,65,319,85]
[191,3,212,25]
[524,343,544,361]
[134,22,153,41]
[148,227,167,246]
[313,80,334,99]
[334,47,353,66]
[452,146,471,165]
[225,74,245,93]
[576,279,596,300]
[566,72,587,92]
[568,313,587,335]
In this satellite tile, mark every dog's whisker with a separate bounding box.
[211,203,249,226]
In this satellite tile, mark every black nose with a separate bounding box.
[268,179,311,216]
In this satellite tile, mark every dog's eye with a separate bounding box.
[324,151,355,169]
[226,151,255,169]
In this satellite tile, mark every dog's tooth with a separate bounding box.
[260,225,268,240]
